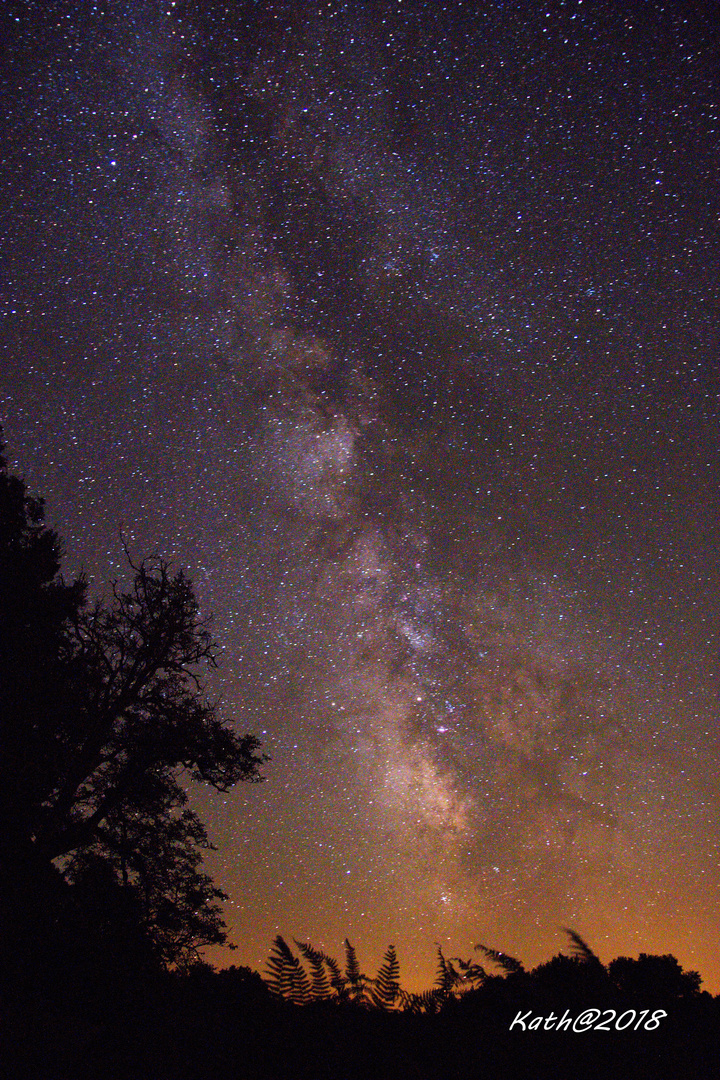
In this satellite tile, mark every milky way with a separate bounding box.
[1,0,719,989]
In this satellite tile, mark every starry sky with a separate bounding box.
[2,0,719,991]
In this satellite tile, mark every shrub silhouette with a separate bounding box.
[609,952,701,1000]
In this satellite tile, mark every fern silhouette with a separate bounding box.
[295,939,332,1000]
[265,937,376,1005]
[475,944,525,975]
[265,936,486,1011]
[401,988,445,1014]
[434,945,457,994]
[450,954,487,987]
[265,934,294,999]
[370,944,401,1010]
[344,938,372,1004]
[321,948,347,998]
[263,929,695,1018]
[265,934,312,1004]
[562,928,606,970]
[294,939,348,999]
[343,939,361,992]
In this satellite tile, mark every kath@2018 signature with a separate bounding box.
[509,1008,668,1032]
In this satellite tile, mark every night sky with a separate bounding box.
[2,0,719,991]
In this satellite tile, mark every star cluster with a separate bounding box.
[1,0,718,990]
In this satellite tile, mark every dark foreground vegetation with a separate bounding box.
[2,439,718,1077]
[6,910,720,1080]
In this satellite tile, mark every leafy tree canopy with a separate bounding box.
[0,440,267,966]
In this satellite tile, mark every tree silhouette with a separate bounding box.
[65,796,230,967]
[0,442,267,965]
[0,442,86,873]
[33,554,266,864]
